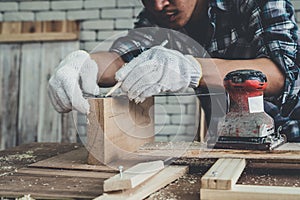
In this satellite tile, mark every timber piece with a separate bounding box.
[138,142,300,163]
[87,97,154,165]
[29,147,117,173]
[200,185,300,200]
[95,165,188,200]
[0,21,79,42]
[0,44,20,149]
[201,158,246,190]
[103,160,164,192]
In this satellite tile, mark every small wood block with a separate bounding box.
[103,160,164,192]
[201,158,246,190]
[201,185,300,200]
[96,165,188,200]
[87,97,154,165]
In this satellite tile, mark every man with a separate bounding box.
[48,0,300,141]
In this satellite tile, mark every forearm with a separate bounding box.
[90,52,125,87]
[197,58,285,97]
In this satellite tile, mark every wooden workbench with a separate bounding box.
[0,142,300,199]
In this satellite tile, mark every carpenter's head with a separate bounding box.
[141,0,207,29]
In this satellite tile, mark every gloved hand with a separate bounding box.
[48,50,100,114]
[115,46,202,103]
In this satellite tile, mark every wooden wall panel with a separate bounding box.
[0,44,21,149]
[38,42,78,143]
[0,41,79,149]
[18,43,42,144]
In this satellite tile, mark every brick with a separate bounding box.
[81,41,100,52]
[4,12,34,21]
[36,11,66,21]
[84,0,116,9]
[0,2,18,12]
[168,95,196,104]
[187,105,197,114]
[155,114,171,125]
[97,30,126,40]
[296,12,300,22]
[115,19,134,29]
[117,0,143,7]
[134,7,144,17]
[20,1,50,11]
[80,30,97,41]
[51,1,83,10]
[291,1,300,10]
[82,41,114,52]
[154,96,168,104]
[155,125,186,135]
[155,104,186,114]
[171,115,196,125]
[186,125,198,136]
[82,20,114,30]
[67,10,99,20]
[154,135,170,142]
[102,8,133,18]
[169,135,196,142]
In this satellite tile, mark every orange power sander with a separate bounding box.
[216,70,285,150]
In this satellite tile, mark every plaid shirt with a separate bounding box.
[110,0,300,141]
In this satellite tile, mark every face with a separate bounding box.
[141,0,200,29]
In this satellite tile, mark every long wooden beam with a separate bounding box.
[137,142,300,162]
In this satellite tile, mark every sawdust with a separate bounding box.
[16,194,35,200]
[0,150,36,176]
[0,150,36,162]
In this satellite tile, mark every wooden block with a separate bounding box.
[104,160,164,192]
[201,158,246,190]
[87,97,154,165]
[201,185,300,200]
[96,166,188,200]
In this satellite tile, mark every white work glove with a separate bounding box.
[115,46,202,103]
[48,50,100,114]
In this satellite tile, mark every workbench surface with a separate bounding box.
[0,142,300,199]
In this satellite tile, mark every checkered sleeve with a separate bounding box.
[246,0,300,141]
[109,10,159,62]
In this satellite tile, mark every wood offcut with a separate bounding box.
[200,158,300,200]
[103,160,164,192]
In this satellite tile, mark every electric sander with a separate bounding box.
[215,69,285,150]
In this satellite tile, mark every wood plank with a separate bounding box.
[0,33,78,43]
[201,158,246,190]
[200,184,300,200]
[138,142,300,162]
[87,97,155,165]
[0,44,20,149]
[0,21,79,43]
[104,160,164,192]
[38,41,79,143]
[18,43,42,144]
[0,173,104,199]
[29,147,117,173]
[1,22,21,34]
[17,167,115,179]
[96,166,188,200]
[22,22,42,33]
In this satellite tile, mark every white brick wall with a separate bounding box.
[1,0,299,142]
